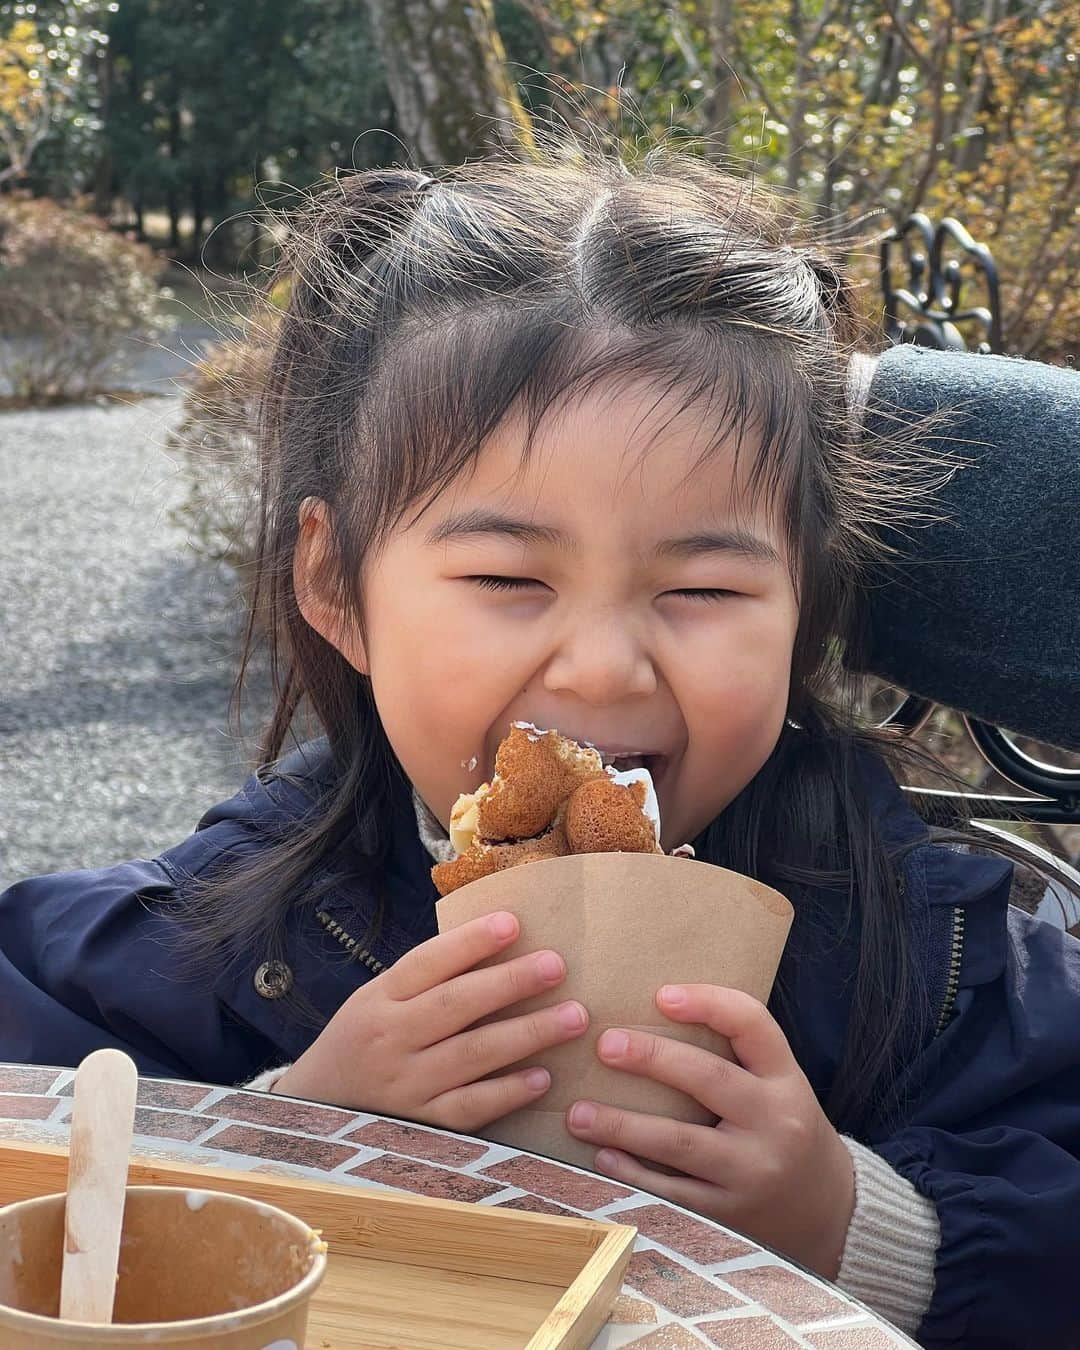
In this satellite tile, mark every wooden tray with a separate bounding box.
[0,1139,636,1349]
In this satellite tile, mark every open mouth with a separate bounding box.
[598,751,667,786]
[600,752,649,772]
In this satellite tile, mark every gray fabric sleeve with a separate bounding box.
[855,345,1080,749]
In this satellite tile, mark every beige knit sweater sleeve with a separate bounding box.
[836,1134,940,1334]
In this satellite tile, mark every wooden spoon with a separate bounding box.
[59,1048,139,1323]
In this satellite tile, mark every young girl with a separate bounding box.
[2,141,1079,1348]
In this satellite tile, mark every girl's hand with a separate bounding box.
[565,985,855,1280]
[274,912,589,1132]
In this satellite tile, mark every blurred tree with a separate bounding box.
[366,0,534,163]
[504,0,1077,360]
[3,0,1071,355]
[0,0,108,190]
[96,0,396,263]
[0,18,48,186]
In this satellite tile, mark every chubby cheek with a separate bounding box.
[364,580,534,826]
[668,625,794,842]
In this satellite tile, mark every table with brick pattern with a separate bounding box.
[0,1064,916,1349]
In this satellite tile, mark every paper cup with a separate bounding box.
[437,852,793,1169]
[0,1186,327,1347]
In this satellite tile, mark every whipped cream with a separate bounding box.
[511,719,545,742]
[606,765,661,844]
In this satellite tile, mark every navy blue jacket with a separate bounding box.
[1,739,1079,1348]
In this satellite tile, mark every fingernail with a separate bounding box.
[536,951,565,981]
[525,1067,550,1092]
[489,912,517,940]
[659,985,686,1006]
[595,1149,621,1173]
[558,1001,587,1031]
[599,1030,630,1057]
[569,1102,597,1130]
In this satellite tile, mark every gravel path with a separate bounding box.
[0,395,267,886]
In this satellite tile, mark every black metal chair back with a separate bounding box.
[881,212,1002,354]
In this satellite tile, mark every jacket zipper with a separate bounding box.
[934,905,965,1035]
[315,910,385,975]
[320,898,968,1032]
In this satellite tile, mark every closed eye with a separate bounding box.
[470,575,546,593]
[470,577,738,601]
[665,588,738,601]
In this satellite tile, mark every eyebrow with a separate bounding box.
[426,510,782,566]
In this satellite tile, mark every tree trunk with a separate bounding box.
[92,152,115,222]
[365,0,534,164]
[91,40,114,218]
[788,0,808,193]
[167,100,181,252]
[820,123,836,215]
[703,0,734,159]
[191,172,204,256]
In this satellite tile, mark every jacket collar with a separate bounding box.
[214,736,439,898]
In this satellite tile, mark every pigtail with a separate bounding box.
[177,169,444,1006]
[250,165,441,754]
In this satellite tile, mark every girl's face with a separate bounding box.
[315,380,800,850]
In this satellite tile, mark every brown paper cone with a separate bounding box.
[437,851,793,1170]
[0,1187,326,1346]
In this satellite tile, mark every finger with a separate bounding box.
[425,1065,553,1135]
[409,947,569,1040]
[595,1027,758,1126]
[655,985,798,1078]
[381,912,520,1000]
[589,1146,727,1215]
[566,1100,731,1185]
[425,999,589,1094]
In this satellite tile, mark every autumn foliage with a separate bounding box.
[514,0,1077,361]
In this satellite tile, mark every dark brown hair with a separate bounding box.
[183,131,986,1134]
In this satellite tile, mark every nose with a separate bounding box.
[542,612,658,705]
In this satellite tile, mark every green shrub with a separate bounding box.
[166,315,273,575]
[0,195,171,403]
